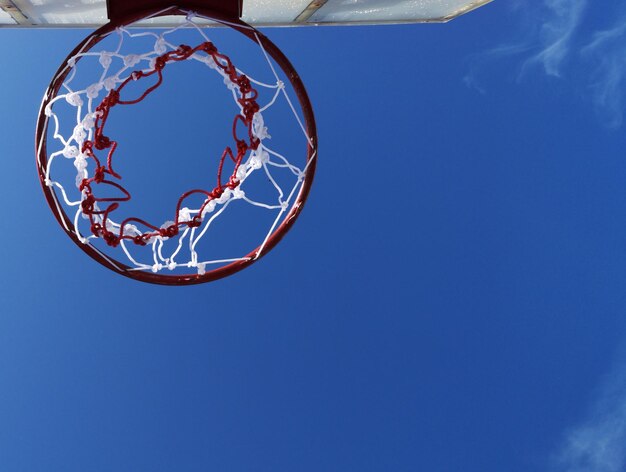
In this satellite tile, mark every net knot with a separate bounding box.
[237,75,252,94]
[104,77,117,91]
[86,82,103,99]
[202,201,217,216]
[133,235,148,246]
[81,194,96,212]
[90,222,102,236]
[102,230,119,247]
[232,187,245,199]
[65,92,83,107]
[154,37,167,55]
[99,51,113,68]
[176,45,192,56]
[241,101,260,120]
[93,166,106,182]
[188,215,202,228]
[202,42,217,55]
[211,187,223,200]
[154,57,166,71]
[62,145,79,158]
[94,135,111,150]
[236,140,248,154]
[73,124,87,142]
[104,89,120,106]
[178,207,192,222]
[216,188,232,204]
[252,113,269,140]
[159,225,179,238]
[123,54,141,67]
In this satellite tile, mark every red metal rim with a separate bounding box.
[35,6,317,286]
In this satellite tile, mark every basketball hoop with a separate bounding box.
[36,3,317,285]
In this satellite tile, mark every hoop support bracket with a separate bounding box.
[106,0,243,23]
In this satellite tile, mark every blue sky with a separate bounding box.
[3,1,626,471]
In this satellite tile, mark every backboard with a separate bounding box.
[1,0,491,27]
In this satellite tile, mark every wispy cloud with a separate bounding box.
[465,0,626,128]
[580,22,626,128]
[464,0,586,84]
[554,353,626,472]
[464,43,532,93]
[520,0,587,77]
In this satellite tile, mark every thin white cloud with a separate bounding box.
[463,43,533,92]
[464,0,586,86]
[521,0,587,77]
[580,21,626,128]
[555,354,626,472]
[464,0,626,128]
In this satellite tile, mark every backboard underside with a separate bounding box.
[0,0,491,27]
